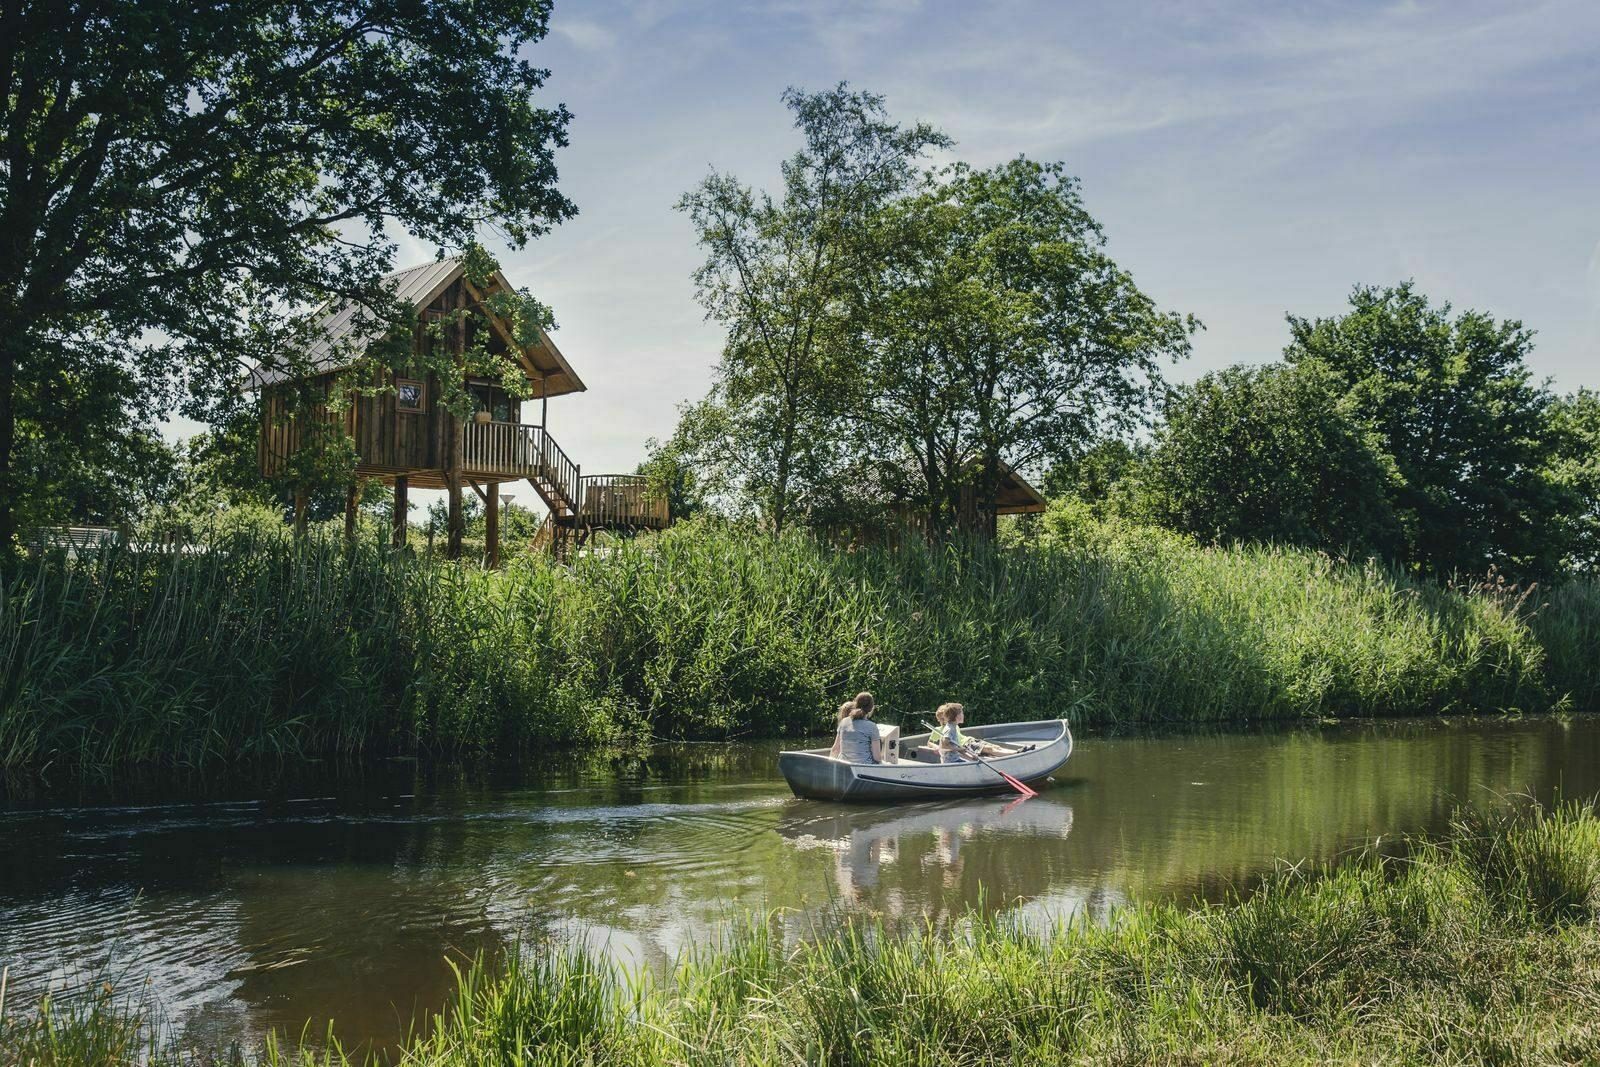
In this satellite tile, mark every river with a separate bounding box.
[3,715,1599,1053]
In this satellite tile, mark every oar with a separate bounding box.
[921,719,1037,798]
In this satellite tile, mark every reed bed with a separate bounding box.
[0,520,1587,772]
[1529,576,1600,713]
[7,799,1600,1065]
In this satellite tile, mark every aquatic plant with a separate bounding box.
[0,519,1586,773]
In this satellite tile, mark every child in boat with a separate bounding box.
[934,703,1018,763]
[828,700,856,760]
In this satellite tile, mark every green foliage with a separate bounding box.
[5,357,181,535]
[15,801,1600,1065]
[637,436,707,522]
[1285,283,1568,578]
[673,89,1195,537]
[1447,798,1600,928]
[1133,361,1402,558]
[1547,389,1600,573]
[856,158,1197,534]
[0,1,576,552]
[1041,437,1143,508]
[0,519,1577,773]
[675,84,949,531]
[0,532,622,770]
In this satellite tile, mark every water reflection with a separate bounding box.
[778,796,1075,918]
[2,716,1599,1053]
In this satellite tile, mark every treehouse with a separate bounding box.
[252,256,668,562]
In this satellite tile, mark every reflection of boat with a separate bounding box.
[778,795,1076,907]
[777,794,1075,848]
[778,719,1073,802]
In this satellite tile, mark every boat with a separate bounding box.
[777,719,1073,802]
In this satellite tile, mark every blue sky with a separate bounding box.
[389,0,1599,500]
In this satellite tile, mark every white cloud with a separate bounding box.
[554,18,618,51]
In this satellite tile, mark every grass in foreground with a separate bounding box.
[6,799,1600,1066]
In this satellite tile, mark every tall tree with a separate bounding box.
[857,159,1196,535]
[1132,362,1402,557]
[7,350,178,532]
[1285,283,1566,577]
[676,84,948,533]
[0,0,575,554]
[1547,389,1600,574]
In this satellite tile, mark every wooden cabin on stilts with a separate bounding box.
[253,256,668,562]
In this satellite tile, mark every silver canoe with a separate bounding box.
[777,719,1073,802]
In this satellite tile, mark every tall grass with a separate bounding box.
[1529,576,1600,712]
[8,800,1600,1065]
[0,519,1584,772]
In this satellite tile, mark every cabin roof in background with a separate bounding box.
[247,257,586,397]
[994,463,1049,515]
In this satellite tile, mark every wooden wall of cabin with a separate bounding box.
[352,280,470,478]
[260,278,495,483]
[350,365,444,474]
[258,372,351,478]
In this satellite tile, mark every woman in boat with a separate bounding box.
[934,703,1018,763]
[832,700,884,765]
[854,691,901,765]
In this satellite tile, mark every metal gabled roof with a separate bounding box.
[249,258,462,387]
[246,257,585,397]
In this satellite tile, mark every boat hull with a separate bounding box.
[778,719,1073,802]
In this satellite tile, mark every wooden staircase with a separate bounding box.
[459,421,668,558]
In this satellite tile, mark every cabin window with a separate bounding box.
[396,378,426,413]
[468,380,516,423]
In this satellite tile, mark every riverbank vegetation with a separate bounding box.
[5,518,1596,773]
[8,798,1600,1064]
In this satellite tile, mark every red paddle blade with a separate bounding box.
[998,769,1037,798]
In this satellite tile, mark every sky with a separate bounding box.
[379,0,1600,509]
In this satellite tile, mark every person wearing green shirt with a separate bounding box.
[933,702,1019,763]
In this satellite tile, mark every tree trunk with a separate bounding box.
[979,451,1002,540]
[293,488,308,537]
[771,401,797,536]
[0,337,15,559]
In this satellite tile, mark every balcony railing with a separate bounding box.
[462,420,667,528]
[580,474,670,529]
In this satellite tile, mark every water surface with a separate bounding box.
[3,716,1599,1051]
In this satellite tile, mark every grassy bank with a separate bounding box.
[7,799,1600,1065]
[1,520,1596,771]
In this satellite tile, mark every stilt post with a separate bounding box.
[445,427,464,560]
[392,476,408,548]
[485,480,500,569]
[344,484,358,544]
